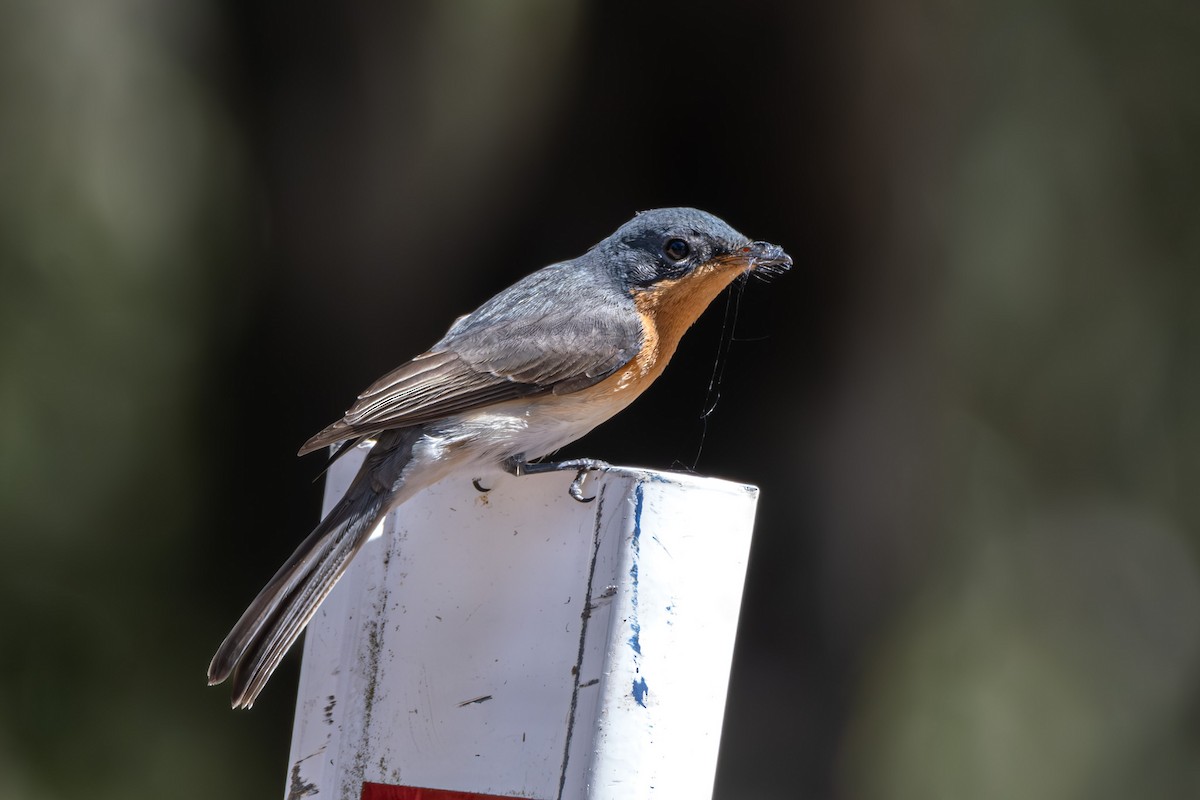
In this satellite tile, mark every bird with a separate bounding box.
[208,207,791,708]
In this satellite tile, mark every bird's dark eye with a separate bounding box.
[664,238,690,261]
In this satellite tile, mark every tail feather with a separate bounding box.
[207,509,348,685]
[230,496,384,708]
[209,428,418,708]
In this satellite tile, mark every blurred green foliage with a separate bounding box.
[0,2,263,798]
[834,1,1200,798]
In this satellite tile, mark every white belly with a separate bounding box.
[389,392,634,502]
[440,394,626,464]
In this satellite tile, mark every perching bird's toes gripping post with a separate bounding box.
[285,447,758,800]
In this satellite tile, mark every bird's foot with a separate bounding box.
[503,455,611,503]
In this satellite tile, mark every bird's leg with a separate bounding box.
[503,454,611,503]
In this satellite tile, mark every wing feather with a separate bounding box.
[298,262,642,456]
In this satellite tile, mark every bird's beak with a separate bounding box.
[736,240,793,278]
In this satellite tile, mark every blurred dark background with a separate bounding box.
[2,1,1199,798]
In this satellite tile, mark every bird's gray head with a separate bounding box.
[593,207,792,291]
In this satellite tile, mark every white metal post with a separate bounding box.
[285,447,758,800]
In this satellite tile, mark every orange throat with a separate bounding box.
[624,255,751,390]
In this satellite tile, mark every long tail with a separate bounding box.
[208,428,419,708]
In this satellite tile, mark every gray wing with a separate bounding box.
[299,262,641,456]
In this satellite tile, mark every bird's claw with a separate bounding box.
[569,467,596,503]
[503,455,608,502]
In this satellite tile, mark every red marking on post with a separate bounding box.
[361,782,539,800]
